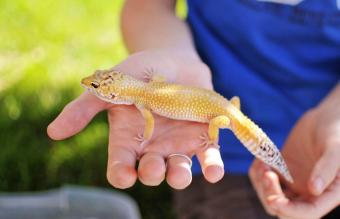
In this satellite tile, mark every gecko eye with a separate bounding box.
[91,81,100,88]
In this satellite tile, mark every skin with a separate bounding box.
[47,0,340,217]
[48,50,222,189]
[249,84,340,219]
[81,68,293,182]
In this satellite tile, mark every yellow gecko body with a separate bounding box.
[81,69,293,183]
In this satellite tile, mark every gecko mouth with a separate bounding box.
[81,85,102,97]
[81,84,117,102]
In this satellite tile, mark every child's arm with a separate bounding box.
[122,0,195,54]
[119,0,212,89]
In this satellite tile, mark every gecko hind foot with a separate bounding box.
[134,133,148,147]
[199,133,220,152]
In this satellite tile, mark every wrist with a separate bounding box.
[157,47,213,89]
[118,48,213,90]
[130,47,213,89]
[175,61,213,89]
[316,82,340,111]
[312,103,340,148]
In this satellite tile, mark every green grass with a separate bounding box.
[0,1,186,218]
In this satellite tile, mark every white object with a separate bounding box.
[257,0,304,5]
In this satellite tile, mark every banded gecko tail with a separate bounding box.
[231,113,293,183]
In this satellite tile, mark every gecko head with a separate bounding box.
[81,69,126,103]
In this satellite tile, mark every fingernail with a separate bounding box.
[313,177,324,194]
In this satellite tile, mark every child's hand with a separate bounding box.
[47,50,225,189]
[249,86,340,218]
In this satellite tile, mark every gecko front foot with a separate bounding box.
[142,68,156,82]
[199,133,220,151]
[142,68,166,83]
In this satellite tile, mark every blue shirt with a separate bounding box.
[187,0,340,174]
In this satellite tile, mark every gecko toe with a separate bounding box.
[134,133,144,142]
[142,67,155,82]
[199,133,220,152]
[134,133,150,148]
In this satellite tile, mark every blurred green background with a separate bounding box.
[0,1,186,218]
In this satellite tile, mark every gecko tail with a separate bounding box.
[254,139,294,183]
[231,113,293,183]
[270,154,294,183]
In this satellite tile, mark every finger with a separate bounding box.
[166,154,192,189]
[107,107,140,189]
[107,146,137,189]
[47,92,108,140]
[263,171,289,210]
[249,160,277,216]
[309,144,340,195]
[273,196,324,219]
[274,174,340,219]
[196,147,224,183]
[138,152,166,186]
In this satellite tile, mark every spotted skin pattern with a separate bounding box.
[81,69,293,183]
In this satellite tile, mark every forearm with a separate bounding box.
[121,0,199,61]
[317,82,340,110]
[314,82,340,145]
[120,0,212,88]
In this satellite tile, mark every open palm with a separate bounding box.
[47,50,224,189]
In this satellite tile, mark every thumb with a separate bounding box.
[47,92,108,140]
[309,144,340,195]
